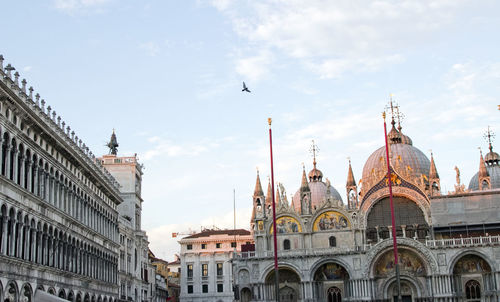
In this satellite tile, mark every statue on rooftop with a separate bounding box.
[107,129,119,155]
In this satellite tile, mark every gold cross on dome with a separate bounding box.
[484,126,495,152]
[309,140,319,166]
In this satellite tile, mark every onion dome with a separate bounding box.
[398,124,413,146]
[361,126,430,193]
[485,151,500,164]
[293,164,343,212]
[469,146,500,191]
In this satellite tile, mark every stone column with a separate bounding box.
[1,217,8,255]
[375,226,380,242]
[19,154,25,187]
[388,226,393,239]
[5,144,12,179]
[17,221,24,258]
[401,225,406,238]
[26,160,32,192]
[12,147,18,182]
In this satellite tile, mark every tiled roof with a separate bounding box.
[184,229,251,239]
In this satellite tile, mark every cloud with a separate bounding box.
[139,41,161,57]
[146,207,252,262]
[305,54,405,79]
[23,66,32,72]
[140,136,233,161]
[53,0,111,14]
[235,50,273,82]
[212,0,474,78]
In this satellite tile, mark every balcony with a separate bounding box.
[425,235,500,248]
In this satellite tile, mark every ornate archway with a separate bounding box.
[312,262,349,301]
[452,253,493,301]
[265,268,301,301]
[240,287,251,302]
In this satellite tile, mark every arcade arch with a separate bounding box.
[265,267,301,302]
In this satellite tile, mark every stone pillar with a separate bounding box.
[388,226,393,239]
[12,147,18,182]
[26,160,32,192]
[375,226,380,242]
[5,144,12,180]
[1,217,8,255]
[401,225,406,238]
[17,221,24,258]
[19,154,25,187]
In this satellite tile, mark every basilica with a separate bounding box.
[233,115,500,302]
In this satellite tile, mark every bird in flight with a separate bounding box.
[242,82,251,93]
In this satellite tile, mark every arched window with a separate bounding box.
[283,239,290,250]
[329,236,336,247]
[327,286,342,302]
[465,279,481,300]
[481,180,489,190]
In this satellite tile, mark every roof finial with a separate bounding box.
[395,102,405,131]
[386,93,396,126]
[107,129,119,155]
[484,126,495,153]
[310,140,319,169]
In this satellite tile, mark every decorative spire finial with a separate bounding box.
[484,126,495,153]
[309,140,319,169]
[107,129,119,155]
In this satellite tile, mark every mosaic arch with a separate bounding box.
[265,267,301,283]
[313,211,350,231]
[313,262,349,281]
[269,216,302,234]
[374,249,426,277]
[453,254,491,274]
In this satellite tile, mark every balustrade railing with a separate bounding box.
[425,235,500,248]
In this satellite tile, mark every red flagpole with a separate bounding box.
[268,118,280,302]
[383,112,402,301]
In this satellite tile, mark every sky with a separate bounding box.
[1,0,499,261]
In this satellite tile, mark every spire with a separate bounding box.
[107,129,119,155]
[346,159,356,187]
[429,152,439,179]
[265,178,273,205]
[276,186,282,205]
[479,149,489,178]
[253,169,264,196]
[300,164,310,191]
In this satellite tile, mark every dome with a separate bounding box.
[468,164,500,191]
[485,151,500,165]
[362,142,430,192]
[308,167,323,182]
[293,180,343,212]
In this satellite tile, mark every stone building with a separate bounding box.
[179,229,254,302]
[233,111,500,301]
[99,142,155,302]
[0,56,120,301]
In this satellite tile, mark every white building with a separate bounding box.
[0,55,120,301]
[100,148,156,302]
[179,229,253,302]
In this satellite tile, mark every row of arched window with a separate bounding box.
[0,202,118,283]
[0,280,115,302]
[0,128,118,241]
